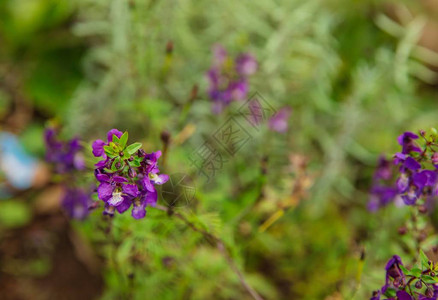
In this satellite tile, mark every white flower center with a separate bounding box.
[108,191,124,206]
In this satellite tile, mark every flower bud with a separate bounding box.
[432,153,438,165]
[419,205,428,214]
[128,156,134,161]
[160,130,171,144]
[426,287,434,298]
[166,41,173,55]
[138,149,146,157]
[128,168,137,178]
[115,162,121,169]
[119,151,124,157]
[415,280,422,289]
[398,226,407,235]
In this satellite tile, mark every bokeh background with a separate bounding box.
[2,0,438,299]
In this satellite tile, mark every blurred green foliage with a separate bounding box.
[3,0,438,299]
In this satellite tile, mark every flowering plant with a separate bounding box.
[92,129,169,219]
[372,252,438,300]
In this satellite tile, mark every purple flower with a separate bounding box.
[62,187,93,220]
[206,45,257,114]
[375,156,393,181]
[368,156,398,211]
[396,290,413,300]
[268,107,292,133]
[370,290,381,300]
[235,53,258,76]
[44,127,85,173]
[397,132,421,154]
[92,129,169,219]
[96,173,138,209]
[92,129,123,159]
[381,255,405,293]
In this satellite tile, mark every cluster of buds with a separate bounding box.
[206,45,257,114]
[372,252,438,299]
[92,129,169,219]
[369,130,438,212]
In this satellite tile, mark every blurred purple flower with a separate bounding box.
[368,156,398,211]
[397,131,421,154]
[62,187,93,220]
[44,127,85,173]
[268,107,291,133]
[206,45,257,114]
[381,255,405,293]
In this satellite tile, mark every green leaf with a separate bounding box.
[125,142,142,155]
[384,288,396,298]
[130,159,141,167]
[119,131,128,148]
[421,275,438,284]
[104,145,117,158]
[420,249,430,269]
[399,265,410,275]
[112,135,120,143]
[410,267,422,277]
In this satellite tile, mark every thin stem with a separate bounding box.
[154,204,264,300]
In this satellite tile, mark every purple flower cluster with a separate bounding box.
[62,188,93,220]
[44,127,93,219]
[369,130,438,211]
[268,107,292,133]
[92,129,169,219]
[206,45,257,114]
[44,127,85,173]
[372,255,438,300]
[368,156,398,212]
[394,132,438,206]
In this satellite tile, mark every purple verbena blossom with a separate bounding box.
[62,187,93,220]
[368,156,398,212]
[268,107,292,133]
[92,129,168,219]
[44,127,85,173]
[206,45,257,114]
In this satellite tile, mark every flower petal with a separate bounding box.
[116,197,132,213]
[107,129,123,142]
[92,139,106,157]
[113,175,129,183]
[154,174,169,185]
[142,177,155,192]
[132,203,146,219]
[143,190,157,206]
[97,183,113,201]
[123,184,139,197]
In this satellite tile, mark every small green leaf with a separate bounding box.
[112,135,120,143]
[421,275,438,284]
[420,249,430,268]
[104,145,117,158]
[384,288,396,298]
[399,265,409,275]
[119,132,128,148]
[130,160,141,167]
[410,267,422,277]
[126,142,142,155]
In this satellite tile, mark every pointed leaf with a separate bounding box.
[126,143,142,155]
[119,132,128,148]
